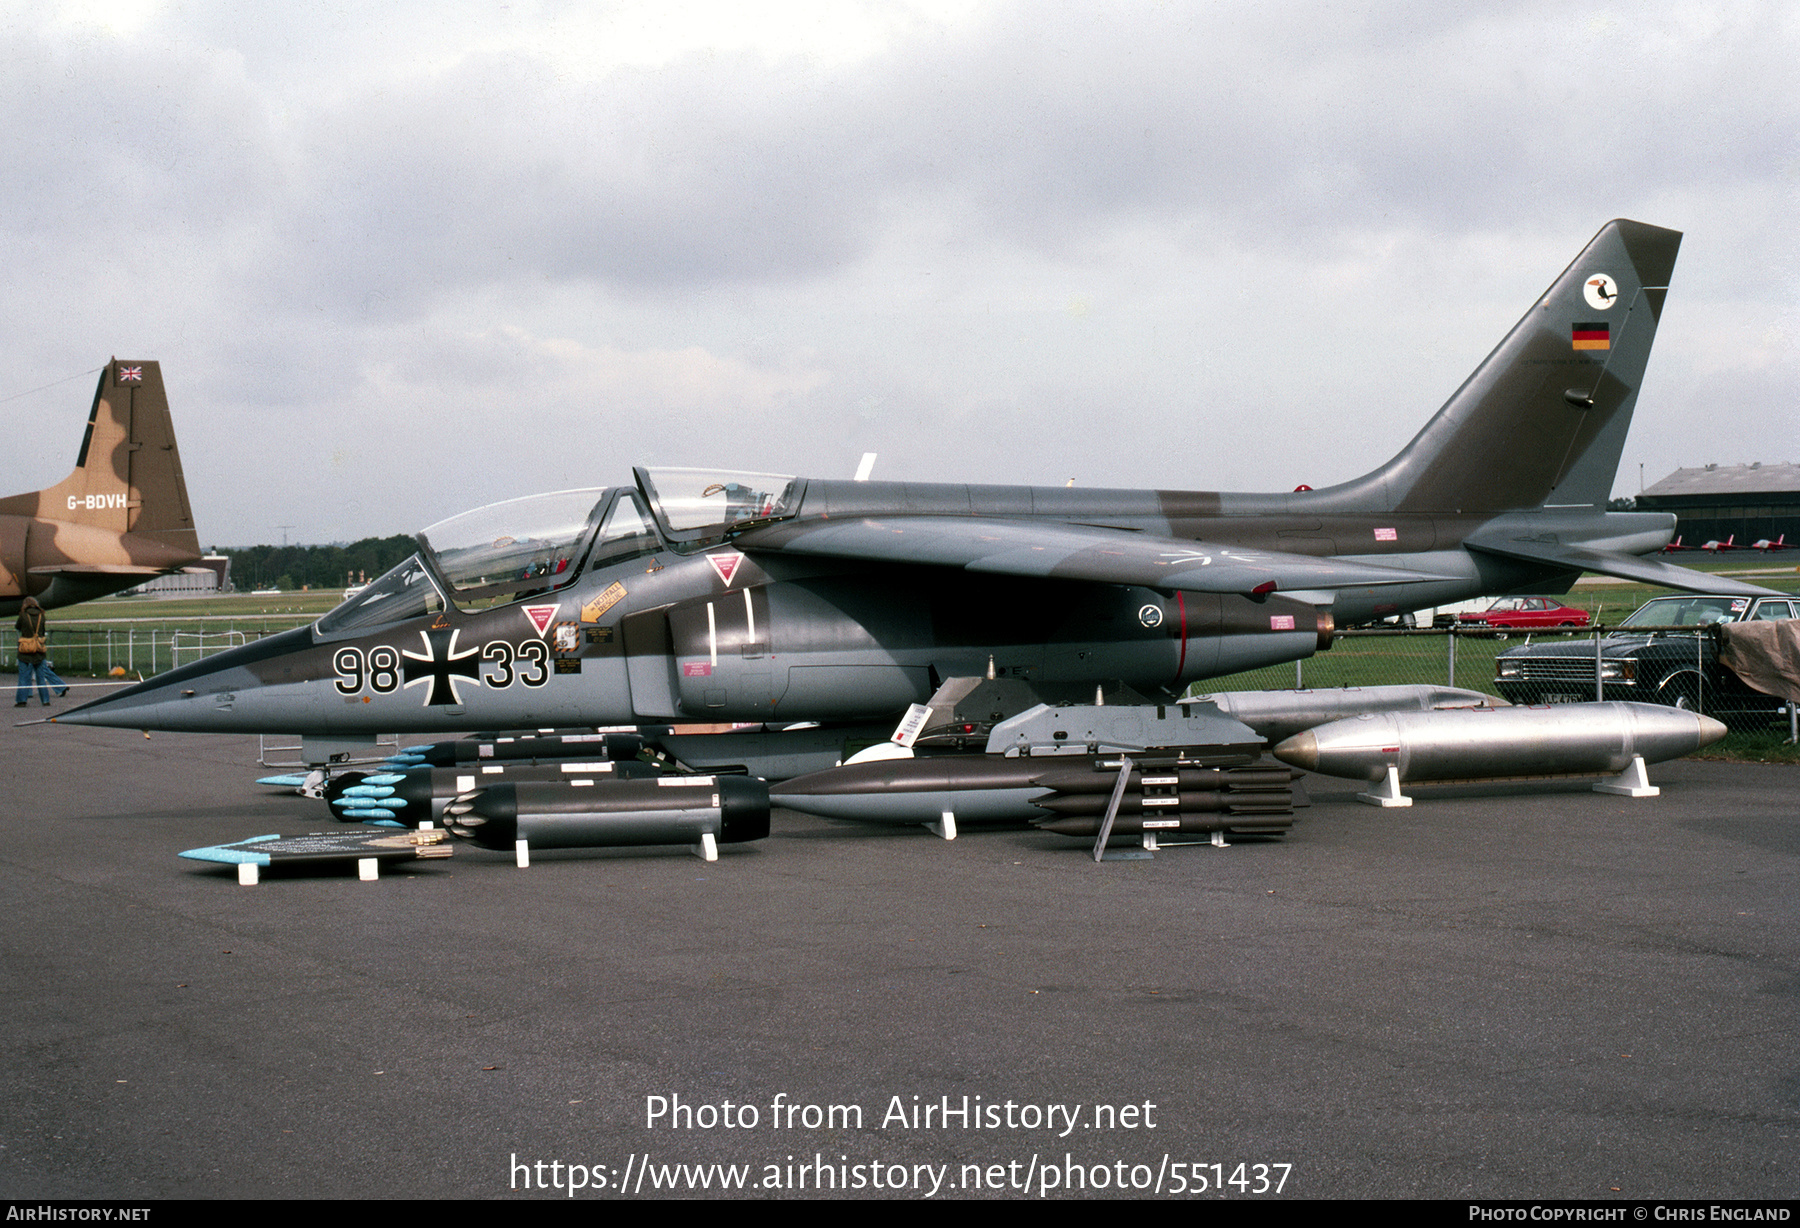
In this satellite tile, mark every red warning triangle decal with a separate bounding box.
[706,551,744,587]
[521,604,559,636]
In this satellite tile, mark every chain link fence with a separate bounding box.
[4,617,312,682]
[1193,624,1795,735]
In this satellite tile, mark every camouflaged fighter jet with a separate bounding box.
[2,360,202,615]
[53,221,1785,742]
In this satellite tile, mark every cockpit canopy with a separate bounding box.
[315,553,447,635]
[314,473,809,636]
[420,488,605,602]
[635,467,799,548]
[316,486,661,636]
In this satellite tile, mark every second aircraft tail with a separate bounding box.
[12,360,200,553]
[1311,219,1681,516]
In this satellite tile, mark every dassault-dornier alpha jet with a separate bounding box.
[2,360,202,615]
[54,221,1785,744]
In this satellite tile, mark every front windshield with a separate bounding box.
[418,489,607,606]
[1618,596,1747,628]
[316,554,446,635]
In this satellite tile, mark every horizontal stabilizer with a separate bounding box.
[1465,536,1785,598]
[740,515,1453,595]
[28,563,170,576]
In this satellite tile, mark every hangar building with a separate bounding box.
[1636,463,1800,548]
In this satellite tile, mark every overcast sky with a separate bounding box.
[3,0,1794,547]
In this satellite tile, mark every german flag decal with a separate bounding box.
[1571,322,1610,351]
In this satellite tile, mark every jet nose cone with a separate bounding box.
[1271,730,1319,772]
[51,624,314,731]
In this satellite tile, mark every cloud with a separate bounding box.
[0,0,1794,543]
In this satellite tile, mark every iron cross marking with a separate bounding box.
[402,628,483,706]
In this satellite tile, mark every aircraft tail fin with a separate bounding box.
[1318,220,1681,515]
[17,360,199,552]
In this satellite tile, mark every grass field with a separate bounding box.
[13,591,340,677]
[68,590,347,620]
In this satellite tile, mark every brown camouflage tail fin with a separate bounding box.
[38,360,199,552]
[0,359,202,613]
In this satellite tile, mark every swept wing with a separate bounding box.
[737,515,1452,594]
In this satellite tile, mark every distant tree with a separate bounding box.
[218,535,418,593]
[1607,496,1636,511]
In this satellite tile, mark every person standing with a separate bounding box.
[15,596,69,707]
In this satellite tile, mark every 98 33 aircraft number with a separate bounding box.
[333,635,551,703]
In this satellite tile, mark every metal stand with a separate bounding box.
[692,832,719,862]
[1093,756,1153,860]
[925,810,958,841]
[515,838,530,868]
[1594,754,1659,798]
[258,732,399,769]
[1357,764,1413,808]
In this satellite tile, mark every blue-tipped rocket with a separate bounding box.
[1271,701,1727,790]
[440,776,769,851]
[326,759,663,826]
[385,731,648,770]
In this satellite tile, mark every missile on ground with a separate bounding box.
[1028,764,1299,793]
[180,829,455,876]
[771,754,1304,827]
[388,730,649,769]
[1271,701,1728,802]
[1030,790,1300,816]
[327,758,665,826]
[1189,684,1504,744]
[771,756,1056,825]
[1033,812,1296,839]
[440,776,770,852]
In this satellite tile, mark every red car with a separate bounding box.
[1458,596,1591,632]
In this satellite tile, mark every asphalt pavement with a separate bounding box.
[2,692,1794,1200]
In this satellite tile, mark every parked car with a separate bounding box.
[1492,593,1799,727]
[1457,596,1591,634]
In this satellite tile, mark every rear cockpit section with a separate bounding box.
[635,467,800,550]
